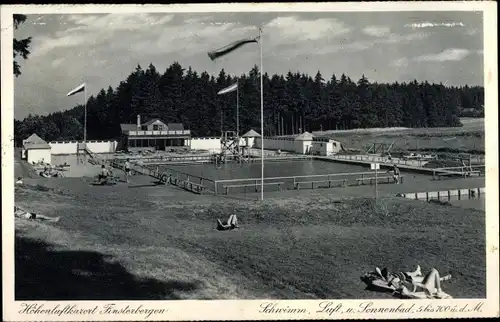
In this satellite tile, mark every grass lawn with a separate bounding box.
[14,177,486,300]
[315,118,485,154]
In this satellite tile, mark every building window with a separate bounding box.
[141,125,147,131]
[333,142,337,147]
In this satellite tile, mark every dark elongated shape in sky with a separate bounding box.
[208,37,259,61]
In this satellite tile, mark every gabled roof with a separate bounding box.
[143,118,165,127]
[242,129,261,137]
[23,133,46,145]
[25,142,51,150]
[120,124,137,132]
[167,123,184,131]
[294,131,314,141]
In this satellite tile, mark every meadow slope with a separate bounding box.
[314,118,485,153]
[14,177,486,300]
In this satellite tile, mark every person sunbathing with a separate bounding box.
[217,214,239,231]
[94,165,115,184]
[384,267,452,299]
[14,206,60,222]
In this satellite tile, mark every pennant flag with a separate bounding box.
[208,37,259,61]
[67,83,86,96]
[217,82,238,95]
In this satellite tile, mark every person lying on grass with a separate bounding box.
[217,214,239,231]
[14,206,60,222]
[378,266,452,299]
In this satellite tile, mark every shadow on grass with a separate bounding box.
[127,181,163,189]
[15,236,201,300]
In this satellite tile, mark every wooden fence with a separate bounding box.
[213,171,390,194]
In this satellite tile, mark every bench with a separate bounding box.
[182,181,205,194]
[294,179,348,190]
[356,175,404,185]
[223,182,285,194]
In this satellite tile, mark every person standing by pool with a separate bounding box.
[124,159,131,183]
[387,164,401,184]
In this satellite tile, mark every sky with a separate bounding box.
[13,11,484,120]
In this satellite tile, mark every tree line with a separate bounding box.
[14,62,484,146]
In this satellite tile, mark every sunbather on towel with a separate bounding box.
[384,267,451,299]
[14,206,60,222]
[217,214,239,231]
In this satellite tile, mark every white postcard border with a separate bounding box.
[2,2,498,321]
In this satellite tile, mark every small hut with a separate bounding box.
[22,133,52,164]
[241,129,261,148]
[294,131,315,154]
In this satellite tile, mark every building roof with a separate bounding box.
[23,133,46,145]
[242,129,261,137]
[120,124,138,132]
[314,136,340,142]
[25,142,51,150]
[167,123,184,131]
[121,122,185,132]
[143,118,165,126]
[294,131,315,141]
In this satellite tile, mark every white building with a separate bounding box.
[22,133,52,164]
[311,137,344,156]
[294,132,314,154]
[241,129,261,148]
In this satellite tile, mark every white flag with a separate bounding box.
[67,83,86,96]
[217,82,238,95]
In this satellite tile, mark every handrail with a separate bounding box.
[215,171,378,184]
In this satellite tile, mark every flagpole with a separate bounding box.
[259,27,264,201]
[236,80,239,137]
[84,83,87,144]
[236,80,240,163]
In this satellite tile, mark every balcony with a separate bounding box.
[125,130,191,136]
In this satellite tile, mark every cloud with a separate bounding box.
[313,31,429,56]
[29,13,256,60]
[405,22,465,29]
[265,16,351,45]
[390,57,409,68]
[30,14,175,58]
[392,47,478,68]
[415,48,471,62]
[362,26,390,37]
[465,28,479,36]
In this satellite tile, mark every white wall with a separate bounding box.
[255,137,315,154]
[27,149,52,164]
[311,140,343,156]
[189,137,221,152]
[49,142,78,154]
[295,140,313,154]
[87,141,119,153]
[49,141,118,155]
[254,137,297,152]
[240,138,249,148]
